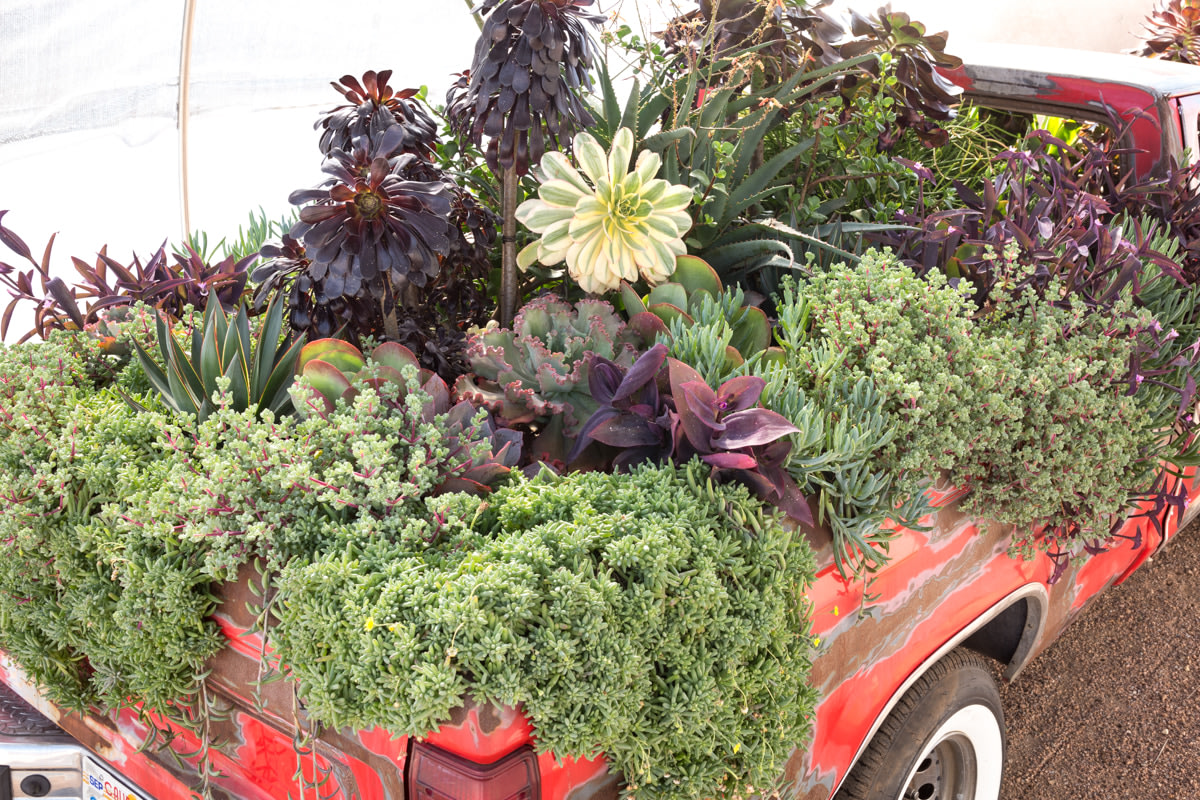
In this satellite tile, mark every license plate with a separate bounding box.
[83,757,147,800]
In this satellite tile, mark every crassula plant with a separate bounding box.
[294,338,521,495]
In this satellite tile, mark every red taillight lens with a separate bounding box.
[406,741,540,800]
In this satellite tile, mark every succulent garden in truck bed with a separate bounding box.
[1,1,1200,799]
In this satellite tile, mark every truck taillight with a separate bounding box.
[406,741,540,800]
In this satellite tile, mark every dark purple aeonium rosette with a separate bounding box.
[288,124,455,302]
[448,0,604,174]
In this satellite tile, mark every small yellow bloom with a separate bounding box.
[365,617,375,631]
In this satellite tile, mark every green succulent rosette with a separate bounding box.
[516,127,693,294]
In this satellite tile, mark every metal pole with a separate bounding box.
[178,0,197,243]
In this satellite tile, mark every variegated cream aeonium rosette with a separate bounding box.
[515,127,694,294]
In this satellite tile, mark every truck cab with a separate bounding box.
[1,43,1199,800]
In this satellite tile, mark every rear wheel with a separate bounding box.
[835,648,1005,800]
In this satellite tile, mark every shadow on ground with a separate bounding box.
[1000,520,1200,799]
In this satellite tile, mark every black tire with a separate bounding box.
[834,648,1006,800]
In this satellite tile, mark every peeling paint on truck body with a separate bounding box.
[3,43,1200,800]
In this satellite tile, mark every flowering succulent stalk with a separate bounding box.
[516,128,694,294]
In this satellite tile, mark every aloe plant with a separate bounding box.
[134,294,304,422]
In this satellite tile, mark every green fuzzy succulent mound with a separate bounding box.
[789,249,1157,546]
[272,462,818,800]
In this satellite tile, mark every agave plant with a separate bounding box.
[317,69,438,158]
[294,338,521,495]
[133,294,305,422]
[1131,0,1200,64]
[516,128,694,294]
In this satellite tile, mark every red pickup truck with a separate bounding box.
[1,43,1199,800]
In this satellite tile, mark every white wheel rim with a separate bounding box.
[896,704,1003,800]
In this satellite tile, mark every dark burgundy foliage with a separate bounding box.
[835,8,963,148]
[875,130,1183,313]
[1130,0,1200,64]
[317,70,439,158]
[0,210,252,342]
[258,119,498,381]
[289,126,455,298]
[570,343,812,525]
[660,0,844,82]
[658,3,961,149]
[448,0,604,174]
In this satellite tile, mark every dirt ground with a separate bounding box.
[999,519,1200,800]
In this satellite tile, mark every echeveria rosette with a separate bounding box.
[516,128,694,294]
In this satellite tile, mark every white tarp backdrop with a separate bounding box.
[0,0,1158,337]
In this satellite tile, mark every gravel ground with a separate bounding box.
[999,519,1200,800]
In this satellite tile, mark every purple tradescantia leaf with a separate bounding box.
[613,343,667,403]
[702,452,759,470]
[567,406,622,462]
[715,375,765,414]
[587,358,624,405]
[590,415,666,448]
[711,409,800,449]
[680,380,724,432]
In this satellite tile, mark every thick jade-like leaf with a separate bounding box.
[298,339,364,373]
[673,255,722,299]
[646,283,687,310]
[627,311,670,343]
[730,306,770,356]
[371,341,420,373]
[647,302,692,328]
[304,360,354,410]
[619,280,647,316]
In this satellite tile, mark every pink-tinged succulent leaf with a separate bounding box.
[701,452,759,470]
[758,347,787,368]
[620,280,648,316]
[298,339,364,373]
[420,374,452,421]
[371,341,420,372]
[730,306,771,356]
[673,255,723,300]
[647,302,693,329]
[646,282,688,310]
[723,346,745,372]
[303,359,355,408]
[711,408,800,449]
[627,310,671,343]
